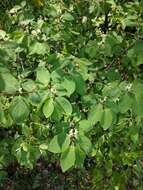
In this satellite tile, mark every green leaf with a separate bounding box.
[30,92,41,106]
[48,133,70,153]
[60,145,75,172]
[56,97,72,115]
[62,13,74,21]
[61,76,76,96]
[0,105,5,124]
[22,80,36,92]
[0,29,6,39]
[127,41,143,66]
[39,144,48,150]
[132,95,143,117]
[85,41,98,59]
[29,42,49,55]
[132,81,143,117]
[102,81,120,98]
[53,83,67,97]
[88,104,103,125]
[51,69,64,83]
[78,119,92,132]
[37,95,48,112]
[0,110,13,128]
[0,72,19,94]
[77,132,92,154]
[42,98,54,118]
[101,108,113,130]
[51,101,63,121]
[118,94,133,113]
[104,33,122,57]
[9,96,30,124]
[75,146,85,168]
[36,67,50,86]
[22,125,31,137]
[72,73,86,95]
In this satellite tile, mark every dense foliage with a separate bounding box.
[0,0,143,189]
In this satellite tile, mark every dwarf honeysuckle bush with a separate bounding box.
[0,0,143,189]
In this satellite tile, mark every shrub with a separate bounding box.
[0,0,143,189]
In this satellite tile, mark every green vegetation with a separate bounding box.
[0,0,143,189]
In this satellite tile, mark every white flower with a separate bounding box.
[103,96,107,101]
[69,129,74,137]
[113,97,120,103]
[19,20,30,27]
[41,34,47,42]
[18,88,23,94]
[69,128,78,139]
[36,29,41,34]
[74,129,78,139]
[31,30,37,36]
[99,96,107,103]
[50,87,56,94]
[125,83,132,91]
[82,16,87,24]
[9,6,20,14]
[95,67,98,71]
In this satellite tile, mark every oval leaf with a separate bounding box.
[48,133,70,153]
[9,96,30,124]
[77,132,92,154]
[36,67,50,86]
[78,119,92,132]
[60,145,75,172]
[118,94,133,113]
[0,72,19,94]
[62,76,76,96]
[101,108,113,130]
[43,98,54,118]
[56,97,72,115]
[88,104,103,125]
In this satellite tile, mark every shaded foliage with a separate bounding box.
[0,0,143,189]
